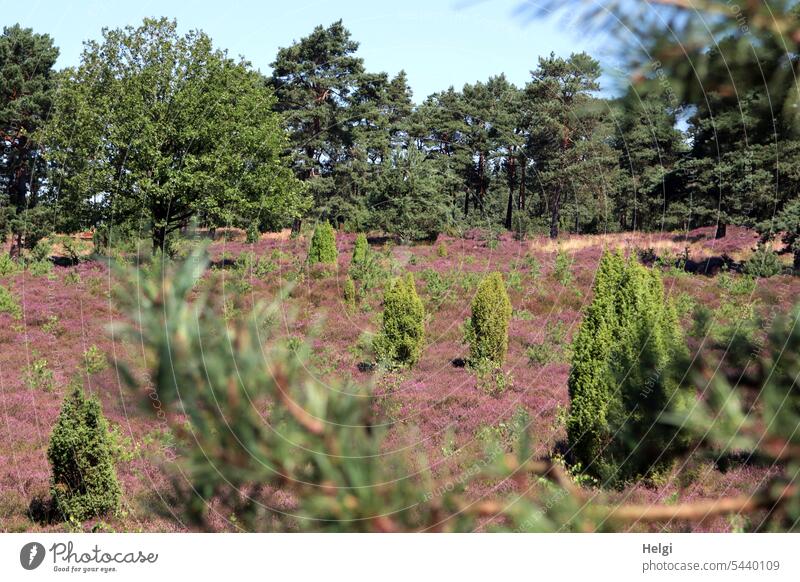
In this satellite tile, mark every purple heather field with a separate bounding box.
[1,226,796,532]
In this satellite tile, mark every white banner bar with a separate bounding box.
[1,533,797,581]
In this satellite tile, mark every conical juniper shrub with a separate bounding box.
[602,262,690,485]
[566,251,625,474]
[307,222,338,265]
[47,382,121,521]
[567,251,690,485]
[465,272,512,367]
[374,273,425,368]
[343,277,357,311]
[351,233,368,266]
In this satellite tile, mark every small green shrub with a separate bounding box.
[526,320,571,366]
[42,315,63,336]
[30,239,52,262]
[83,345,108,375]
[465,272,512,366]
[0,253,20,277]
[474,360,514,397]
[245,223,260,244]
[436,242,448,258]
[374,274,425,368]
[553,247,573,285]
[349,248,386,292]
[307,222,338,265]
[343,277,357,311]
[27,258,53,276]
[420,268,453,307]
[60,236,85,264]
[48,382,122,522]
[742,243,783,278]
[511,213,533,241]
[507,270,523,293]
[352,233,368,266]
[0,285,21,319]
[24,355,55,392]
[523,253,541,279]
[566,251,689,484]
[64,270,82,286]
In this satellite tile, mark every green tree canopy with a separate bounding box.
[0,24,59,254]
[41,17,307,252]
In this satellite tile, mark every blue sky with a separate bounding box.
[2,0,624,100]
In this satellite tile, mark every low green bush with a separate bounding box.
[48,382,121,522]
[0,284,21,319]
[374,274,425,368]
[307,222,338,265]
[464,272,512,366]
[742,243,783,278]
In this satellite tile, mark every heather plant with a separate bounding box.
[109,249,800,532]
[307,222,338,265]
[742,243,783,278]
[351,233,368,266]
[374,273,426,368]
[464,272,512,366]
[0,284,21,319]
[47,381,122,522]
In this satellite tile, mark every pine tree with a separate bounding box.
[307,222,338,265]
[465,272,512,366]
[48,382,121,521]
[0,25,59,255]
[374,273,425,367]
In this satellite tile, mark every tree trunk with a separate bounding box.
[519,161,526,211]
[715,222,727,239]
[464,190,469,217]
[794,247,800,271]
[505,156,515,230]
[505,186,514,230]
[549,190,561,239]
[9,232,23,259]
[478,152,485,210]
[152,227,166,255]
[291,218,302,236]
